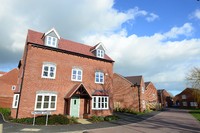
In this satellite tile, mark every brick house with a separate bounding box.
[113,74,146,112]
[0,71,6,77]
[144,82,158,110]
[11,28,114,119]
[157,89,173,108]
[174,88,200,108]
[0,68,18,108]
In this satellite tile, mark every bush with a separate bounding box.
[69,116,78,124]
[104,115,119,121]
[0,108,11,120]
[13,114,70,125]
[89,115,104,122]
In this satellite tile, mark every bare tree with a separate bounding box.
[186,67,200,104]
[186,67,200,89]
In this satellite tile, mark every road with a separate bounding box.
[1,109,200,133]
[87,109,200,133]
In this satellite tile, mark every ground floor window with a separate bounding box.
[35,93,57,111]
[182,101,187,106]
[190,102,198,107]
[12,94,19,108]
[92,96,109,110]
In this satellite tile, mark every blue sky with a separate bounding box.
[0,0,200,96]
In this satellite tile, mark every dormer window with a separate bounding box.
[90,42,106,59]
[96,49,104,58]
[44,28,60,48]
[46,36,57,47]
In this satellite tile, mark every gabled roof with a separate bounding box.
[90,42,106,52]
[44,28,60,39]
[145,82,151,88]
[65,83,92,98]
[175,88,200,97]
[27,29,114,62]
[125,75,143,85]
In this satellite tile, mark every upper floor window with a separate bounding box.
[12,94,19,108]
[46,36,57,48]
[35,93,57,111]
[182,95,186,99]
[71,68,82,82]
[92,96,109,110]
[95,71,104,84]
[96,49,104,58]
[41,62,56,79]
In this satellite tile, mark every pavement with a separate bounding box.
[1,108,200,133]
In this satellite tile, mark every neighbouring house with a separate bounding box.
[11,28,114,119]
[157,89,173,108]
[144,82,158,110]
[113,74,146,112]
[0,68,18,108]
[174,88,200,108]
[0,71,6,77]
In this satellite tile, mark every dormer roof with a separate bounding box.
[44,28,60,39]
[90,42,106,52]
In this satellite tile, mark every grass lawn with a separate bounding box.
[189,109,200,121]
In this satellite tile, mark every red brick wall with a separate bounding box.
[15,45,113,118]
[0,97,13,108]
[113,73,139,112]
[139,78,146,112]
[145,82,158,103]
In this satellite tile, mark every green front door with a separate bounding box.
[70,96,80,117]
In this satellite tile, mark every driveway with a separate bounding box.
[87,109,200,133]
[1,109,200,133]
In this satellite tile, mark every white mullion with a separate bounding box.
[41,95,44,110]
[49,95,51,110]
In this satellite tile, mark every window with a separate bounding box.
[95,71,104,84]
[35,93,57,110]
[92,96,109,110]
[141,87,145,94]
[41,63,56,79]
[190,102,198,107]
[96,49,104,58]
[46,36,57,47]
[71,68,82,81]
[11,85,16,90]
[12,94,19,108]
[182,95,186,99]
[182,102,187,106]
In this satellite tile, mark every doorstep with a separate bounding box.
[77,119,92,124]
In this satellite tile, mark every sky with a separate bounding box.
[0,0,200,96]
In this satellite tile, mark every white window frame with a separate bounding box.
[190,102,198,107]
[34,93,57,111]
[92,96,109,110]
[46,36,58,48]
[182,95,186,99]
[41,62,56,79]
[141,87,145,94]
[96,49,104,58]
[11,85,16,90]
[182,101,187,106]
[95,71,104,84]
[12,94,19,108]
[71,68,82,82]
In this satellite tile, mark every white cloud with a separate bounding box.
[163,23,194,39]
[190,9,200,20]
[82,23,200,84]
[146,13,159,22]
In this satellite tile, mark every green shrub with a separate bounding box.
[48,114,69,124]
[69,116,78,124]
[189,110,200,121]
[104,115,119,121]
[0,108,11,120]
[89,115,104,122]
